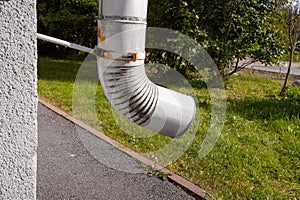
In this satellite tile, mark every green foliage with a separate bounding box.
[148,0,203,39]
[147,0,205,78]
[148,0,288,76]
[147,170,170,181]
[37,0,288,75]
[37,0,98,58]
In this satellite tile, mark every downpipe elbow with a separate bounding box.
[97,0,196,138]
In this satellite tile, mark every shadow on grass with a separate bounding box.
[38,56,100,83]
[228,97,300,121]
[37,58,83,83]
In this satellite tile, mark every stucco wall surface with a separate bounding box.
[0,0,37,199]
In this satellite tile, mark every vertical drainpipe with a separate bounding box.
[97,0,196,138]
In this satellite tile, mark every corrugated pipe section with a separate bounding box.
[97,0,196,138]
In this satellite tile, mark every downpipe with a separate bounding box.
[97,0,196,138]
[36,0,196,138]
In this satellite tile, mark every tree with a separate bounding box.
[147,0,288,77]
[147,0,205,78]
[280,0,300,96]
[37,0,98,58]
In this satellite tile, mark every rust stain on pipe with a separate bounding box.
[105,52,112,59]
[98,27,106,43]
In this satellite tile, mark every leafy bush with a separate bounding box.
[37,0,98,59]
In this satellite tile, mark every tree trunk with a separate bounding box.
[280,49,293,96]
[228,57,240,76]
[280,20,294,96]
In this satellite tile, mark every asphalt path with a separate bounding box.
[246,65,300,77]
[37,103,196,200]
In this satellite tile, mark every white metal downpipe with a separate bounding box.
[97,0,196,138]
[36,0,196,138]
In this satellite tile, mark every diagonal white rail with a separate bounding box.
[36,33,95,54]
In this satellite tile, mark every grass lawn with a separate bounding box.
[38,57,300,199]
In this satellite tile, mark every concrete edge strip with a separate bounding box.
[38,98,214,200]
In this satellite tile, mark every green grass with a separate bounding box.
[38,57,300,199]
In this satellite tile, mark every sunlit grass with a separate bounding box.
[38,57,300,199]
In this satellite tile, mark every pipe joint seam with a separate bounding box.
[99,15,147,24]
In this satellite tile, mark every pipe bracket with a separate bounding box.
[96,48,145,61]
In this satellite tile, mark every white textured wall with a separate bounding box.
[0,0,37,199]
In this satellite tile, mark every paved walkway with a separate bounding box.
[245,65,300,77]
[37,103,197,200]
[239,59,300,77]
